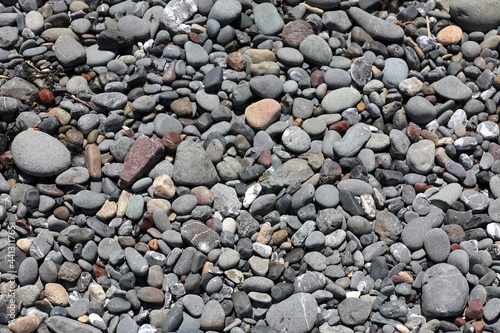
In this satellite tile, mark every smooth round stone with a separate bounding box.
[450,0,500,32]
[324,68,351,89]
[208,0,242,25]
[421,263,468,317]
[281,126,311,154]
[292,98,314,119]
[433,75,472,101]
[277,47,304,66]
[171,194,197,215]
[26,10,44,34]
[249,75,283,99]
[73,190,106,211]
[382,58,409,89]
[218,248,240,270]
[447,249,469,274]
[461,40,481,60]
[323,10,352,32]
[315,184,339,208]
[477,121,499,140]
[18,257,39,286]
[401,217,432,251]
[436,25,462,45]
[185,41,209,68]
[200,300,225,331]
[333,123,371,157]
[322,87,361,113]
[132,95,156,113]
[423,228,450,263]
[55,167,90,186]
[117,15,150,41]
[254,3,284,35]
[404,96,436,125]
[299,34,333,66]
[338,298,371,325]
[12,130,71,177]
[53,34,86,67]
[406,140,435,174]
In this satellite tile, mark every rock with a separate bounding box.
[162,0,198,27]
[338,298,371,326]
[208,0,241,25]
[53,34,86,67]
[200,300,225,331]
[322,87,361,114]
[348,7,404,43]
[450,0,500,32]
[423,228,450,263]
[8,315,40,333]
[173,140,218,186]
[406,140,435,174]
[181,220,220,254]
[12,130,71,177]
[433,75,473,101]
[421,263,469,317]
[46,316,102,333]
[299,35,333,66]
[119,137,164,185]
[245,99,281,130]
[404,96,436,125]
[383,58,409,89]
[266,293,318,333]
[254,3,284,35]
[332,123,371,157]
[436,25,463,45]
[282,20,314,48]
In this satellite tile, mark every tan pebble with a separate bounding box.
[396,325,410,333]
[244,49,276,63]
[96,200,117,220]
[44,283,69,306]
[436,25,462,45]
[16,239,32,253]
[202,262,213,275]
[146,198,172,214]
[191,23,206,34]
[84,144,102,179]
[96,134,105,144]
[398,271,414,283]
[256,225,273,244]
[78,315,89,323]
[170,99,194,118]
[153,174,176,199]
[225,269,244,284]
[86,129,99,144]
[101,153,113,164]
[116,190,132,218]
[245,99,281,130]
[7,178,16,188]
[226,52,246,71]
[88,283,106,302]
[8,315,40,333]
[47,107,71,126]
[271,230,288,246]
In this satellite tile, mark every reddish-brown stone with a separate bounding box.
[472,321,484,333]
[257,150,272,168]
[161,132,183,153]
[415,183,432,192]
[188,32,200,43]
[465,298,484,320]
[16,219,29,231]
[329,120,350,133]
[226,52,246,71]
[139,212,154,230]
[450,243,460,251]
[282,20,314,48]
[54,206,71,221]
[119,137,164,185]
[36,183,64,197]
[310,70,325,87]
[85,144,102,180]
[93,265,107,279]
[0,151,14,169]
[163,60,177,84]
[38,88,55,107]
[191,186,214,206]
[454,318,466,327]
[489,142,500,160]
[406,122,422,142]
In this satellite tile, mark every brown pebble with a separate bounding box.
[84,144,101,180]
[282,20,314,48]
[436,25,462,45]
[0,151,14,169]
[44,283,69,306]
[454,317,466,327]
[139,212,154,230]
[329,120,350,133]
[163,60,177,84]
[271,230,288,246]
[48,107,71,126]
[310,70,324,87]
[161,132,183,153]
[472,321,484,333]
[65,128,84,151]
[257,150,272,168]
[405,122,421,142]
[245,99,281,130]
[54,206,70,220]
[465,298,483,320]
[38,88,55,107]
[191,186,214,206]
[170,99,193,118]
[226,52,246,71]
[8,315,40,333]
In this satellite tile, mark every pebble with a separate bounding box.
[2,1,500,333]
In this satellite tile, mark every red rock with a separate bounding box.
[38,88,55,107]
[84,144,101,180]
[16,219,29,231]
[163,60,177,84]
[161,132,183,153]
[391,275,404,284]
[93,265,107,279]
[329,120,350,133]
[425,95,437,105]
[0,151,14,169]
[282,20,314,48]
[466,298,484,320]
[226,52,246,71]
[310,70,325,87]
[188,32,200,43]
[257,150,272,168]
[54,206,70,221]
[450,243,460,251]
[36,183,64,197]
[119,137,164,185]
[138,212,154,230]
[414,182,432,192]
[406,122,421,142]
[454,318,466,327]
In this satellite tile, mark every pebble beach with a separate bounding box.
[2,0,500,332]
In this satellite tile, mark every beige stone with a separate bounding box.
[244,49,276,63]
[88,283,106,302]
[436,25,462,45]
[96,200,117,220]
[245,99,281,130]
[8,315,40,333]
[116,190,132,218]
[146,198,172,214]
[153,174,176,199]
[44,283,69,306]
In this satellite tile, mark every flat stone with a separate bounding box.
[433,76,473,101]
[348,7,404,43]
[119,137,164,185]
[266,293,318,333]
[322,87,361,114]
